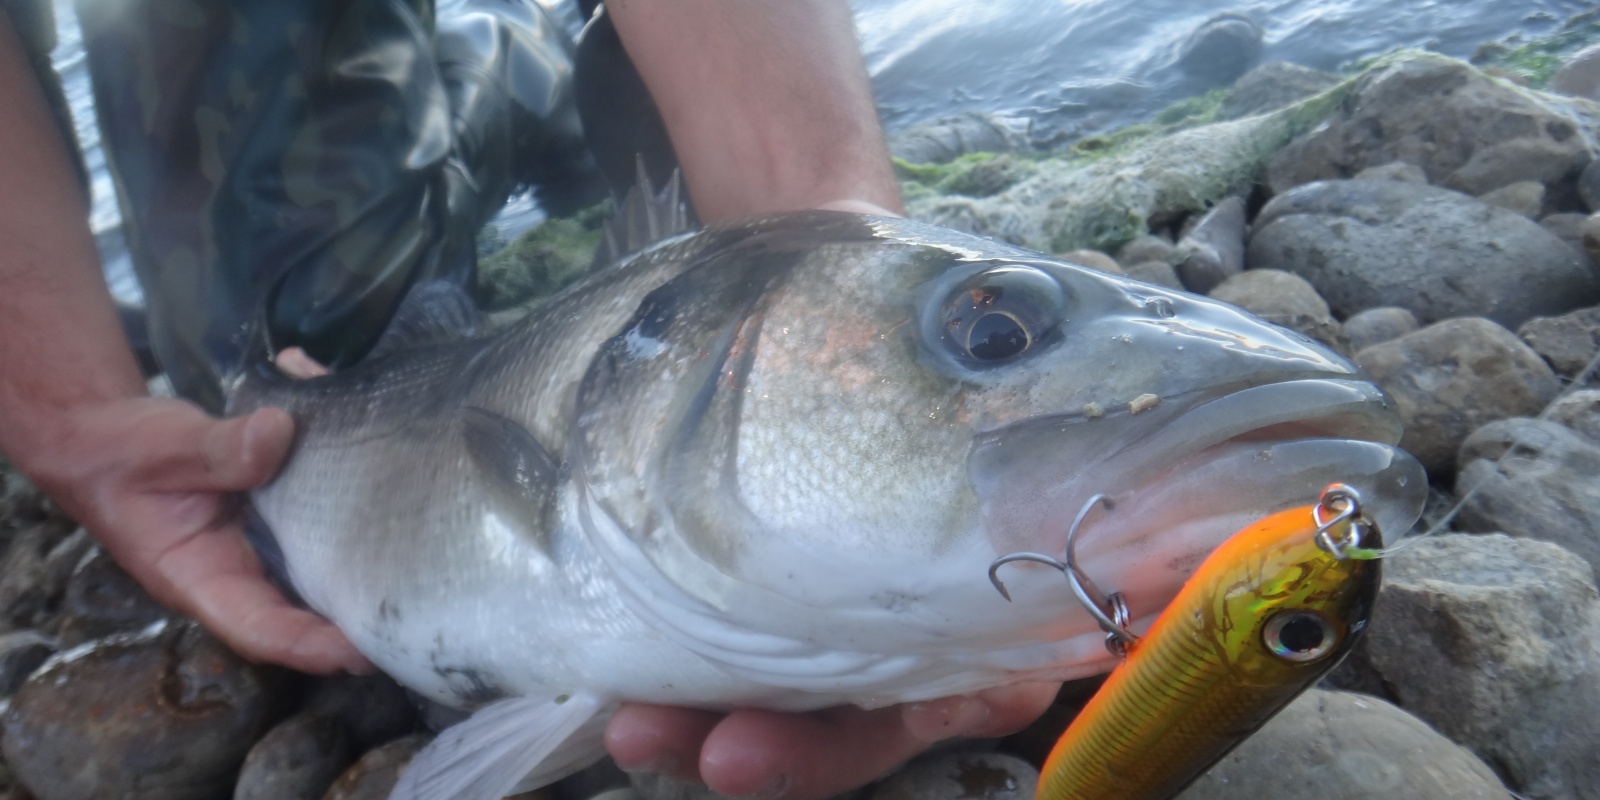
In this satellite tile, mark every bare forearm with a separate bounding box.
[0,13,145,472]
[607,0,902,222]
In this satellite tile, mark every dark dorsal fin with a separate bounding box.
[594,155,696,269]
[459,406,561,553]
[365,280,486,362]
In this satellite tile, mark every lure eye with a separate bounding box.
[1263,610,1338,663]
[935,265,1068,366]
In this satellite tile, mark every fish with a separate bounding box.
[227,209,1426,800]
[1032,486,1382,800]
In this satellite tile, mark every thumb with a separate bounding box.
[141,407,295,492]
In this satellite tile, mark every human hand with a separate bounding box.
[606,683,1059,800]
[25,396,371,675]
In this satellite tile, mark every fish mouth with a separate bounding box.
[969,376,1426,618]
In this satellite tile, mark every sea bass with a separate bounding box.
[229,211,1425,799]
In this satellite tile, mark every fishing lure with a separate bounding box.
[991,484,1382,800]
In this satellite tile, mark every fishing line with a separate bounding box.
[1365,346,1600,559]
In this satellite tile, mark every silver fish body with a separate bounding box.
[231,212,1425,798]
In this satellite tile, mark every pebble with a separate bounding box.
[0,525,90,635]
[869,751,1038,800]
[1352,160,1428,184]
[1355,317,1560,475]
[234,713,354,800]
[1353,534,1600,800]
[1545,388,1600,440]
[1454,418,1600,582]
[1207,269,1345,352]
[1249,179,1599,328]
[57,548,169,646]
[1342,306,1418,351]
[1549,42,1600,101]
[1578,159,1600,212]
[1476,179,1545,219]
[1122,260,1184,290]
[1,621,280,800]
[1537,211,1596,274]
[1174,196,1246,294]
[1113,234,1178,267]
[1176,689,1506,800]
[1056,249,1121,274]
[1216,61,1340,121]
[323,735,429,800]
[1517,305,1600,381]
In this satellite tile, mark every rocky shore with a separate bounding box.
[4,13,1600,800]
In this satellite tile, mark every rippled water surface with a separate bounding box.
[49,0,1593,302]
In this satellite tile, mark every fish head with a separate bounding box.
[574,212,1422,669]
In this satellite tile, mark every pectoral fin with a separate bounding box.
[387,692,609,800]
[460,406,562,551]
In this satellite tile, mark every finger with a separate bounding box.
[904,683,1059,742]
[698,706,930,800]
[606,703,724,782]
[140,407,295,493]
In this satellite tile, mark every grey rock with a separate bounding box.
[1356,534,1600,800]
[1218,61,1341,120]
[550,757,631,800]
[322,735,428,800]
[1208,269,1346,352]
[1584,213,1600,272]
[1578,160,1600,212]
[1455,418,1600,582]
[0,526,91,635]
[2,621,280,800]
[0,630,53,698]
[301,672,419,753]
[1342,307,1418,351]
[57,548,169,646]
[1517,305,1600,381]
[1248,179,1599,328]
[1355,317,1560,475]
[1550,42,1600,101]
[1477,180,1545,218]
[234,713,354,800]
[1177,690,1506,800]
[1352,160,1429,184]
[1546,388,1600,440]
[1175,13,1263,87]
[1114,234,1178,267]
[888,112,1033,165]
[869,751,1037,800]
[630,773,731,800]
[1123,260,1185,290]
[1539,212,1597,275]
[1056,249,1121,274]
[1268,56,1592,196]
[1174,196,1246,293]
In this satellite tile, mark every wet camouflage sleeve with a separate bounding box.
[75,0,582,410]
[1,0,88,191]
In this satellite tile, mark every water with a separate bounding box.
[48,0,1592,303]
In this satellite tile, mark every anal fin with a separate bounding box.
[387,692,608,800]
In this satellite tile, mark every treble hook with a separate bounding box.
[988,494,1139,658]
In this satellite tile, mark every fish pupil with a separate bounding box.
[968,312,1030,360]
[1264,610,1336,662]
[1278,616,1325,653]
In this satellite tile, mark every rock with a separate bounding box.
[2,621,280,800]
[888,112,1034,165]
[1454,418,1600,582]
[0,526,91,634]
[1517,305,1600,381]
[1584,212,1600,270]
[550,757,632,800]
[630,772,730,800]
[322,735,428,800]
[1217,61,1341,120]
[1343,306,1418,351]
[1546,388,1600,440]
[0,630,53,698]
[1248,179,1600,328]
[1578,160,1600,212]
[869,751,1037,800]
[1114,234,1178,267]
[234,713,354,800]
[57,548,169,646]
[1177,690,1506,800]
[1173,196,1246,293]
[1538,211,1597,275]
[1355,534,1600,800]
[300,672,420,753]
[1123,260,1184,290]
[1056,249,1121,274]
[1550,42,1600,101]
[1174,13,1263,87]
[1477,180,1545,218]
[1352,160,1428,184]
[1355,318,1560,475]
[1267,55,1592,196]
[1208,269,1346,352]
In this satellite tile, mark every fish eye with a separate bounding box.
[1262,610,1338,663]
[935,265,1068,366]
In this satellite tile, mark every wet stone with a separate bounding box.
[1174,12,1263,86]
[1353,534,1600,800]
[57,548,169,646]
[300,672,420,753]
[1355,317,1560,475]
[1,621,280,800]
[0,631,54,698]
[1177,689,1506,800]
[1174,196,1246,294]
[1342,306,1418,352]
[1123,260,1184,291]
[234,713,354,800]
[1516,305,1600,382]
[869,751,1037,800]
[1550,42,1600,102]
[0,526,90,635]
[1455,418,1600,583]
[1114,234,1178,268]
[1208,269,1345,352]
[322,735,428,800]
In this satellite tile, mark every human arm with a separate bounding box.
[0,12,368,675]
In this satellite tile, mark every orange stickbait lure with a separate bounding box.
[1036,487,1381,800]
